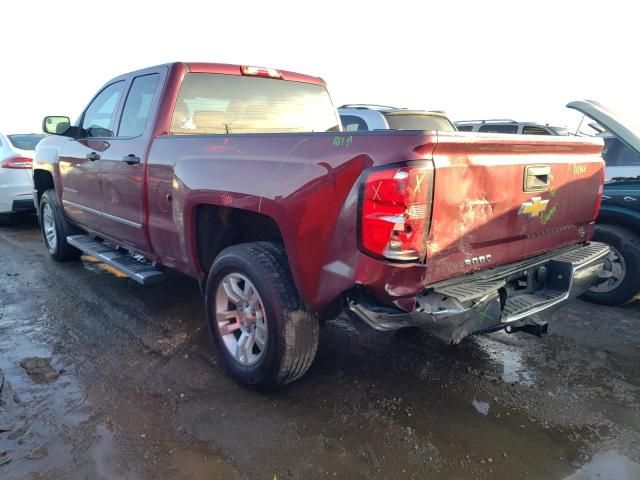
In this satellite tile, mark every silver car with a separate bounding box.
[0,133,45,225]
[338,105,457,132]
[454,119,573,135]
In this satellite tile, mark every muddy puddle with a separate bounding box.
[1,224,640,479]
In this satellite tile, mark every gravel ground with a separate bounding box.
[1,220,639,479]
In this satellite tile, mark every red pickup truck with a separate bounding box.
[33,62,609,388]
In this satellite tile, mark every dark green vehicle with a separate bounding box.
[569,101,640,305]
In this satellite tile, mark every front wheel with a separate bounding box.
[39,190,81,261]
[205,242,319,389]
[581,224,640,306]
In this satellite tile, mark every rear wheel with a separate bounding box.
[582,224,640,306]
[39,190,81,261]
[205,242,319,389]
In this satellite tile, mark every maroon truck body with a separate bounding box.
[34,62,608,348]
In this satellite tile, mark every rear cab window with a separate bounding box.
[170,73,340,134]
[456,125,474,132]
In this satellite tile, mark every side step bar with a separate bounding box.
[67,235,164,285]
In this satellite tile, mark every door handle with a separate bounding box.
[86,152,100,161]
[122,154,141,165]
[524,165,551,192]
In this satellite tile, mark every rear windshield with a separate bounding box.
[8,134,46,150]
[170,73,340,134]
[384,114,456,131]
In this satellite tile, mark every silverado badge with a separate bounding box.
[518,196,549,218]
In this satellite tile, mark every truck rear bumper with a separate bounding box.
[346,242,610,344]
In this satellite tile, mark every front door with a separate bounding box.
[98,73,161,252]
[59,81,125,230]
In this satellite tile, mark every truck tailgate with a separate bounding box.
[426,133,604,284]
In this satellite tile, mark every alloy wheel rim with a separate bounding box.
[215,273,268,366]
[589,247,626,293]
[42,203,57,252]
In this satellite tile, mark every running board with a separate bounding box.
[66,235,164,285]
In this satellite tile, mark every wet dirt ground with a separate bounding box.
[1,220,639,479]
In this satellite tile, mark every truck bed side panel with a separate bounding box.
[145,131,435,311]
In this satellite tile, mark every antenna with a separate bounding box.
[574,114,585,136]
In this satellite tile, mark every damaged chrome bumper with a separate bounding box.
[346,242,610,344]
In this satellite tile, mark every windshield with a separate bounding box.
[170,73,340,134]
[8,134,46,150]
[384,114,456,131]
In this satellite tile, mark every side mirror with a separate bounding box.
[42,116,71,135]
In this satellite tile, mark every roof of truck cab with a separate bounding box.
[110,62,326,86]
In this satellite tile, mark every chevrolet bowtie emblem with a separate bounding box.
[518,196,549,218]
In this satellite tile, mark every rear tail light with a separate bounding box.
[361,165,433,261]
[1,156,32,169]
[592,167,605,220]
[240,65,283,79]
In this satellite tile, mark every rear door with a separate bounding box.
[98,71,163,251]
[59,81,125,229]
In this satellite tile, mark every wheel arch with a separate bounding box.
[33,168,55,208]
[194,204,285,275]
[597,206,640,239]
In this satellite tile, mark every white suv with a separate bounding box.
[454,119,573,136]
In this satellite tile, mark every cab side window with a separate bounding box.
[81,81,125,138]
[118,74,160,137]
[478,124,518,134]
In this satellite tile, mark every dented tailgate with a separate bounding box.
[425,133,604,284]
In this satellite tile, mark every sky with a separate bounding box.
[1,0,638,134]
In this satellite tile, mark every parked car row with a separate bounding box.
[454,119,574,136]
[0,61,633,388]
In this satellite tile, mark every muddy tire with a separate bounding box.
[205,242,319,389]
[581,224,640,306]
[39,190,81,262]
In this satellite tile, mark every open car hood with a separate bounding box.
[567,100,640,156]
